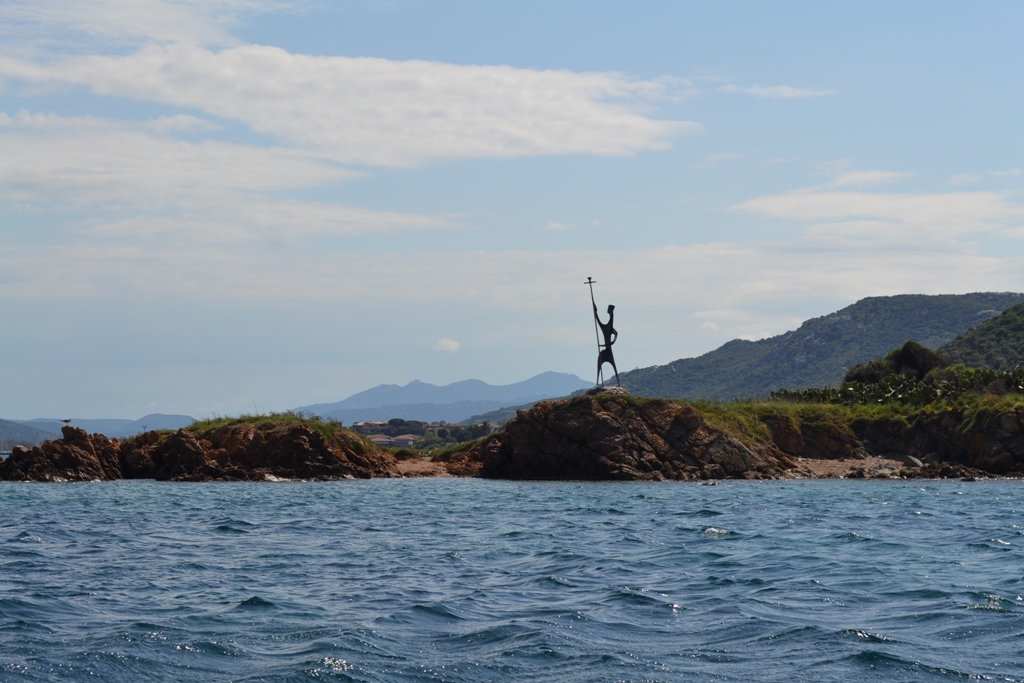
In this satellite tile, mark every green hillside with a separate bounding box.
[939,301,1024,369]
[621,292,1024,401]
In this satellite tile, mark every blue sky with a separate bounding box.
[1,1,1022,418]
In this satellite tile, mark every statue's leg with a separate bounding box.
[610,357,620,387]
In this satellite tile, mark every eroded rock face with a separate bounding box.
[0,426,122,482]
[464,396,794,481]
[0,422,398,482]
[762,406,1024,477]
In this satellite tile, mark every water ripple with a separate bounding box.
[1,479,1023,681]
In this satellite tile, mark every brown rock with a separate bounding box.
[469,396,788,481]
[190,422,398,480]
[0,420,398,482]
[0,426,122,482]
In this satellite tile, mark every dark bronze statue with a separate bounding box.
[585,277,620,387]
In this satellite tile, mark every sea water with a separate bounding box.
[1,479,1023,682]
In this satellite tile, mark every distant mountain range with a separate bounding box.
[0,414,195,447]
[295,371,591,424]
[614,292,1024,401]
[0,419,58,448]
[940,300,1024,369]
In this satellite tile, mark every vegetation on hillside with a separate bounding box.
[620,292,1024,401]
[939,301,1024,370]
[770,340,1024,408]
[843,340,948,383]
[186,412,377,451]
[773,366,1024,407]
[409,422,494,450]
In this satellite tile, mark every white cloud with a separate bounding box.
[0,44,700,167]
[4,236,1019,315]
[948,173,981,186]
[732,188,1024,239]
[433,337,461,352]
[146,114,220,133]
[0,111,352,204]
[544,221,573,231]
[948,170,1020,186]
[82,197,455,242]
[718,84,838,99]
[0,111,452,239]
[0,0,297,47]
[830,169,914,187]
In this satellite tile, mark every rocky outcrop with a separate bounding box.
[763,406,1024,477]
[437,392,1024,481]
[457,393,794,481]
[0,422,398,482]
[0,426,122,482]
[7,402,1024,483]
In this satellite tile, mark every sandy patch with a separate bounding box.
[788,455,912,479]
[396,457,451,477]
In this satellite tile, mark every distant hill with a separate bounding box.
[316,400,517,425]
[621,292,1024,401]
[296,371,590,424]
[0,419,58,448]
[458,401,542,427]
[13,414,194,438]
[939,301,1024,369]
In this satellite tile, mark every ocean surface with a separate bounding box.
[2,479,1023,682]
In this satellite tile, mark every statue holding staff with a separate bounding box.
[585,277,620,387]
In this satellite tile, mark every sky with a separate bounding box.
[1,1,1023,419]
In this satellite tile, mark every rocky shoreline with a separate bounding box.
[3,389,1022,482]
[0,421,397,482]
[433,389,1003,481]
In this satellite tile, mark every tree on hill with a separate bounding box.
[844,340,949,384]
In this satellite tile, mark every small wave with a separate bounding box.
[842,649,912,668]
[312,656,354,675]
[967,593,1016,612]
[175,640,242,657]
[703,527,730,537]
[438,622,540,648]
[541,575,576,588]
[408,602,466,622]
[213,517,257,535]
[967,603,1015,613]
[844,650,996,680]
[843,629,898,643]
[235,596,277,610]
[604,586,668,607]
[694,509,723,517]
[8,531,43,543]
